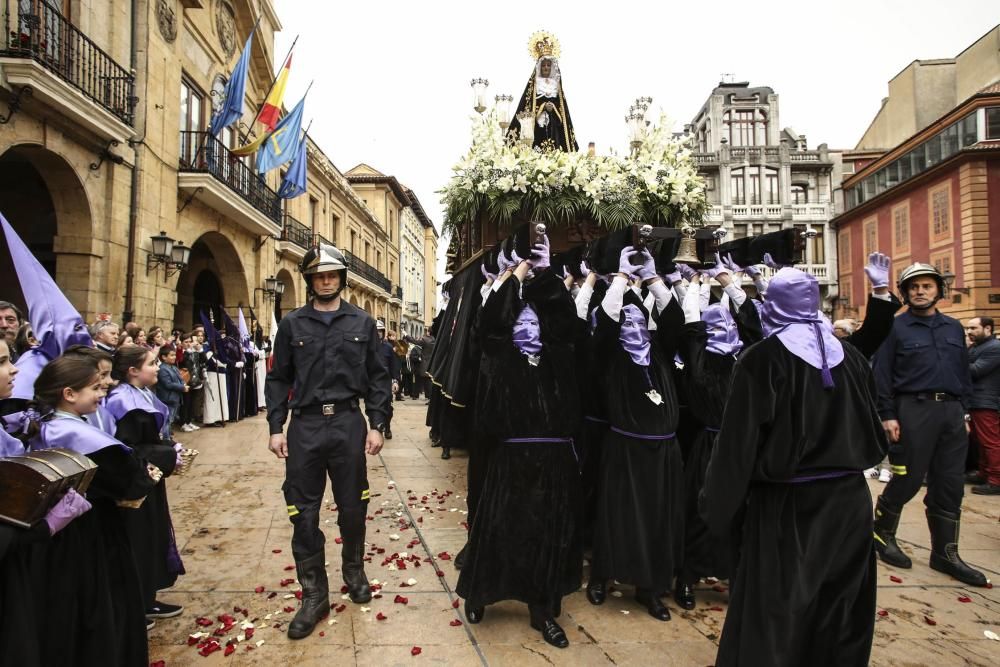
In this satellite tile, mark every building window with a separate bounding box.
[810,225,825,264]
[730,168,745,205]
[840,276,852,309]
[365,241,371,264]
[929,183,951,243]
[863,217,877,257]
[179,78,205,162]
[350,230,357,254]
[764,168,779,204]
[987,107,1000,140]
[791,184,808,204]
[729,110,755,147]
[892,202,910,255]
[749,171,761,205]
[838,229,851,272]
[308,197,319,231]
[930,250,954,277]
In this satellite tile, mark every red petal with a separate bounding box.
[709,606,724,612]
[267,592,277,599]
[335,604,346,613]
[245,627,254,639]
[376,612,387,621]
[283,606,295,613]
[280,578,295,587]
[272,549,282,554]
[319,631,325,637]
[394,595,409,605]
[436,570,445,577]
[889,575,903,583]
[335,537,343,544]
[437,552,451,561]
[411,646,422,656]
[988,582,994,589]
[254,585,265,593]
[224,644,236,656]
[195,616,214,627]
[151,662,166,667]
[450,619,463,626]
[877,609,888,617]
[451,600,460,609]
[284,565,295,571]
[958,596,972,603]
[924,616,937,626]
[295,590,303,600]
[400,582,410,588]
[340,585,349,594]
[188,635,199,645]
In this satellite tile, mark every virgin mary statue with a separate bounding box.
[506,31,578,153]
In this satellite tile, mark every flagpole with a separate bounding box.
[242,34,300,140]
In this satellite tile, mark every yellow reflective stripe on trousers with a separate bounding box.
[891,465,908,476]
[287,504,300,517]
[361,489,370,501]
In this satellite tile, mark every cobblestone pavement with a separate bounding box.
[149,400,1000,666]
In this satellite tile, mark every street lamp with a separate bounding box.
[495,93,513,129]
[941,270,968,296]
[146,231,190,279]
[626,109,646,155]
[264,275,279,294]
[470,78,489,114]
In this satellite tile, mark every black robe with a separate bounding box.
[0,521,47,666]
[219,336,245,422]
[700,338,887,667]
[457,271,582,612]
[590,291,685,592]
[676,322,737,580]
[114,410,184,609]
[243,349,259,417]
[32,443,159,667]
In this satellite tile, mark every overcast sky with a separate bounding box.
[274,0,999,263]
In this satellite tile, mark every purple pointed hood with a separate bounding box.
[758,268,843,388]
[238,308,253,352]
[1,214,92,400]
[702,304,742,356]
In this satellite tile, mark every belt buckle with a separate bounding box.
[934,393,947,402]
[322,403,336,416]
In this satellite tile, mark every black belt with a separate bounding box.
[901,392,960,402]
[294,399,359,416]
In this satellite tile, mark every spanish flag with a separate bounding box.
[259,53,292,131]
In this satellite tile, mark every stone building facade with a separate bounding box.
[689,81,838,309]
[0,0,434,338]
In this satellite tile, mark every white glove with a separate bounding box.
[235,361,245,368]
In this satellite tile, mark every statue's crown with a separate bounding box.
[528,30,561,60]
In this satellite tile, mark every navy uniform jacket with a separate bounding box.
[872,310,973,421]
[265,301,392,435]
[968,336,1000,411]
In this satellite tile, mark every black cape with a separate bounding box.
[700,338,887,667]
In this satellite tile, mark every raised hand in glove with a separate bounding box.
[618,246,641,277]
[702,253,730,280]
[676,263,697,282]
[864,252,891,289]
[530,234,551,271]
[579,260,592,278]
[635,249,658,281]
[481,264,497,282]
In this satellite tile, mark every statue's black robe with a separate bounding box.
[700,338,887,667]
[590,291,685,592]
[506,73,578,152]
[457,271,582,613]
[676,322,737,581]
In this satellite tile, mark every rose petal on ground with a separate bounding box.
[985,630,999,641]
[411,646,422,656]
[376,612,387,621]
[319,631,325,637]
[709,606,724,612]
[436,570,445,577]
[877,609,889,617]
[924,616,937,626]
[224,644,236,656]
[451,600,460,609]
[254,585,265,593]
[267,591,277,599]
[394,595,409,605]
[272,549,282,554]
[450,619,463,626]
[889,575,903,583]
[335,537,343,544]
[283,565,295,571]
[335,604,346,613]
[958,596,972,603]
[195,617,214,627]
[437,552,451,561]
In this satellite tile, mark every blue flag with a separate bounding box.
[208,29,255,136]
[277,133,307,199]
[256,95,304,174]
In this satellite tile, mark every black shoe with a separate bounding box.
[465,601,484,624]
[287,551,330,639]
[342,537,372,603]
[146,600,183,619]
[530,616,569,648]
[674,579,696,610]
[146,618,155,631]
[965,471,986,485]
[441,447,451,460]
[454,544,467,570]
[971,483,1000,495]
[635,589,671,621]
[385,429,393,440]
[927,509,989,587]
[873,496,912,569]
[585,580,607,605]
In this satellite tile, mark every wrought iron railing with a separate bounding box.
[313,233,332,248]
[2,0,135,125]
[179,131,282,224]
[394,286,403,300]
[282,213,311,249]
[343,250,391,292]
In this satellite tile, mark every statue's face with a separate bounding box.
[540,60,552,77]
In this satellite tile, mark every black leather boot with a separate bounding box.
[441,446,451,460]
[529,603,568,648]
[873,496,912,569]
[674,576,696,610]
[287,551,329,639]
[585,579,607,605]
[927,509,989,587]
[341,537,372,603]
[635,588,671,621]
